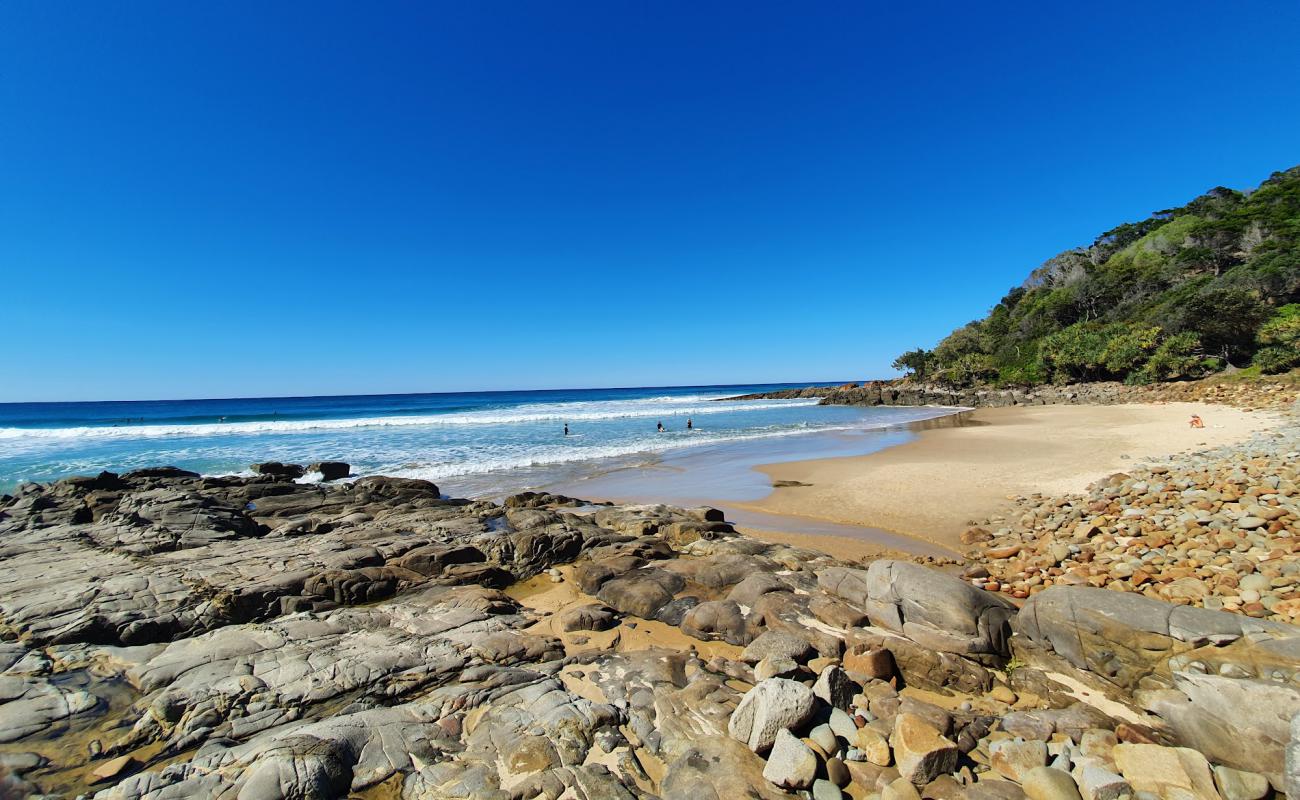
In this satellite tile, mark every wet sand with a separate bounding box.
[546,410,967,559]
[739,402,1264,548]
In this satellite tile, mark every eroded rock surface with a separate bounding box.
[0,467,1297,798]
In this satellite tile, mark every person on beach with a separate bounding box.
[1189,414,1205,428]
[563,423,569,436]
[657,421,664,432]
[686,418,693,430]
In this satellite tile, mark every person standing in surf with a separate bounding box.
[686,418,693,430]
[656,421,664,432]
[563,423,569,436]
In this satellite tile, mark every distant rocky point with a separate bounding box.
[727,374,1300,411]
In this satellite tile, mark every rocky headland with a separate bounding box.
[0,454,1298,800]
[727,375,1300,412]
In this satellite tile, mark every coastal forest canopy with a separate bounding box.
[895,165,1300,387]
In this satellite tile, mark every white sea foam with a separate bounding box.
[0,396,820,442]
[373,407,961,483]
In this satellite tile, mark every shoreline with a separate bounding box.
[542,409,970,560]
[736,401,1270,548]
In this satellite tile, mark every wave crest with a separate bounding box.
[0,397,822,442]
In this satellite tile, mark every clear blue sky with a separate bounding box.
[3,2,1299,402]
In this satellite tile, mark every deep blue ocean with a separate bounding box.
[0,384,956,496]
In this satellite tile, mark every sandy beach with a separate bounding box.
[734,401,1266,549]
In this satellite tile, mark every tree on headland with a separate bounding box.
[1165,288,1268,366]
[891,348,934,381]
[892,164,1300,387]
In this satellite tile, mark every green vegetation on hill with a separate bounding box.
[895,165,1300,386]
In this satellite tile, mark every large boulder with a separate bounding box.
[728,677,817,753]
[558,603,619,632]
[681,600,752,646]
[819,561,1015,657]
[595,569,683,619]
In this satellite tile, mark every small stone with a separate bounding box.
[90,755,138,784]
[989,684,1018,705]
[854,725,892,766]
[810,723,839,756]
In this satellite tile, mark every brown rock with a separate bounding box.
[892,712,959,786]
[844,647,896,681]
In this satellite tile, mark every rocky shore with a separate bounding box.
[964,411,1300,623]
[727,376,1300,412]
[0,462,1298,799]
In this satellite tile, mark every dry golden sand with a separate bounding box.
[735,402,1264,549]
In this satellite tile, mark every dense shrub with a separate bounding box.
[1254,304,1300,373]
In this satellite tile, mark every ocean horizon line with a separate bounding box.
[0,378,864,408]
